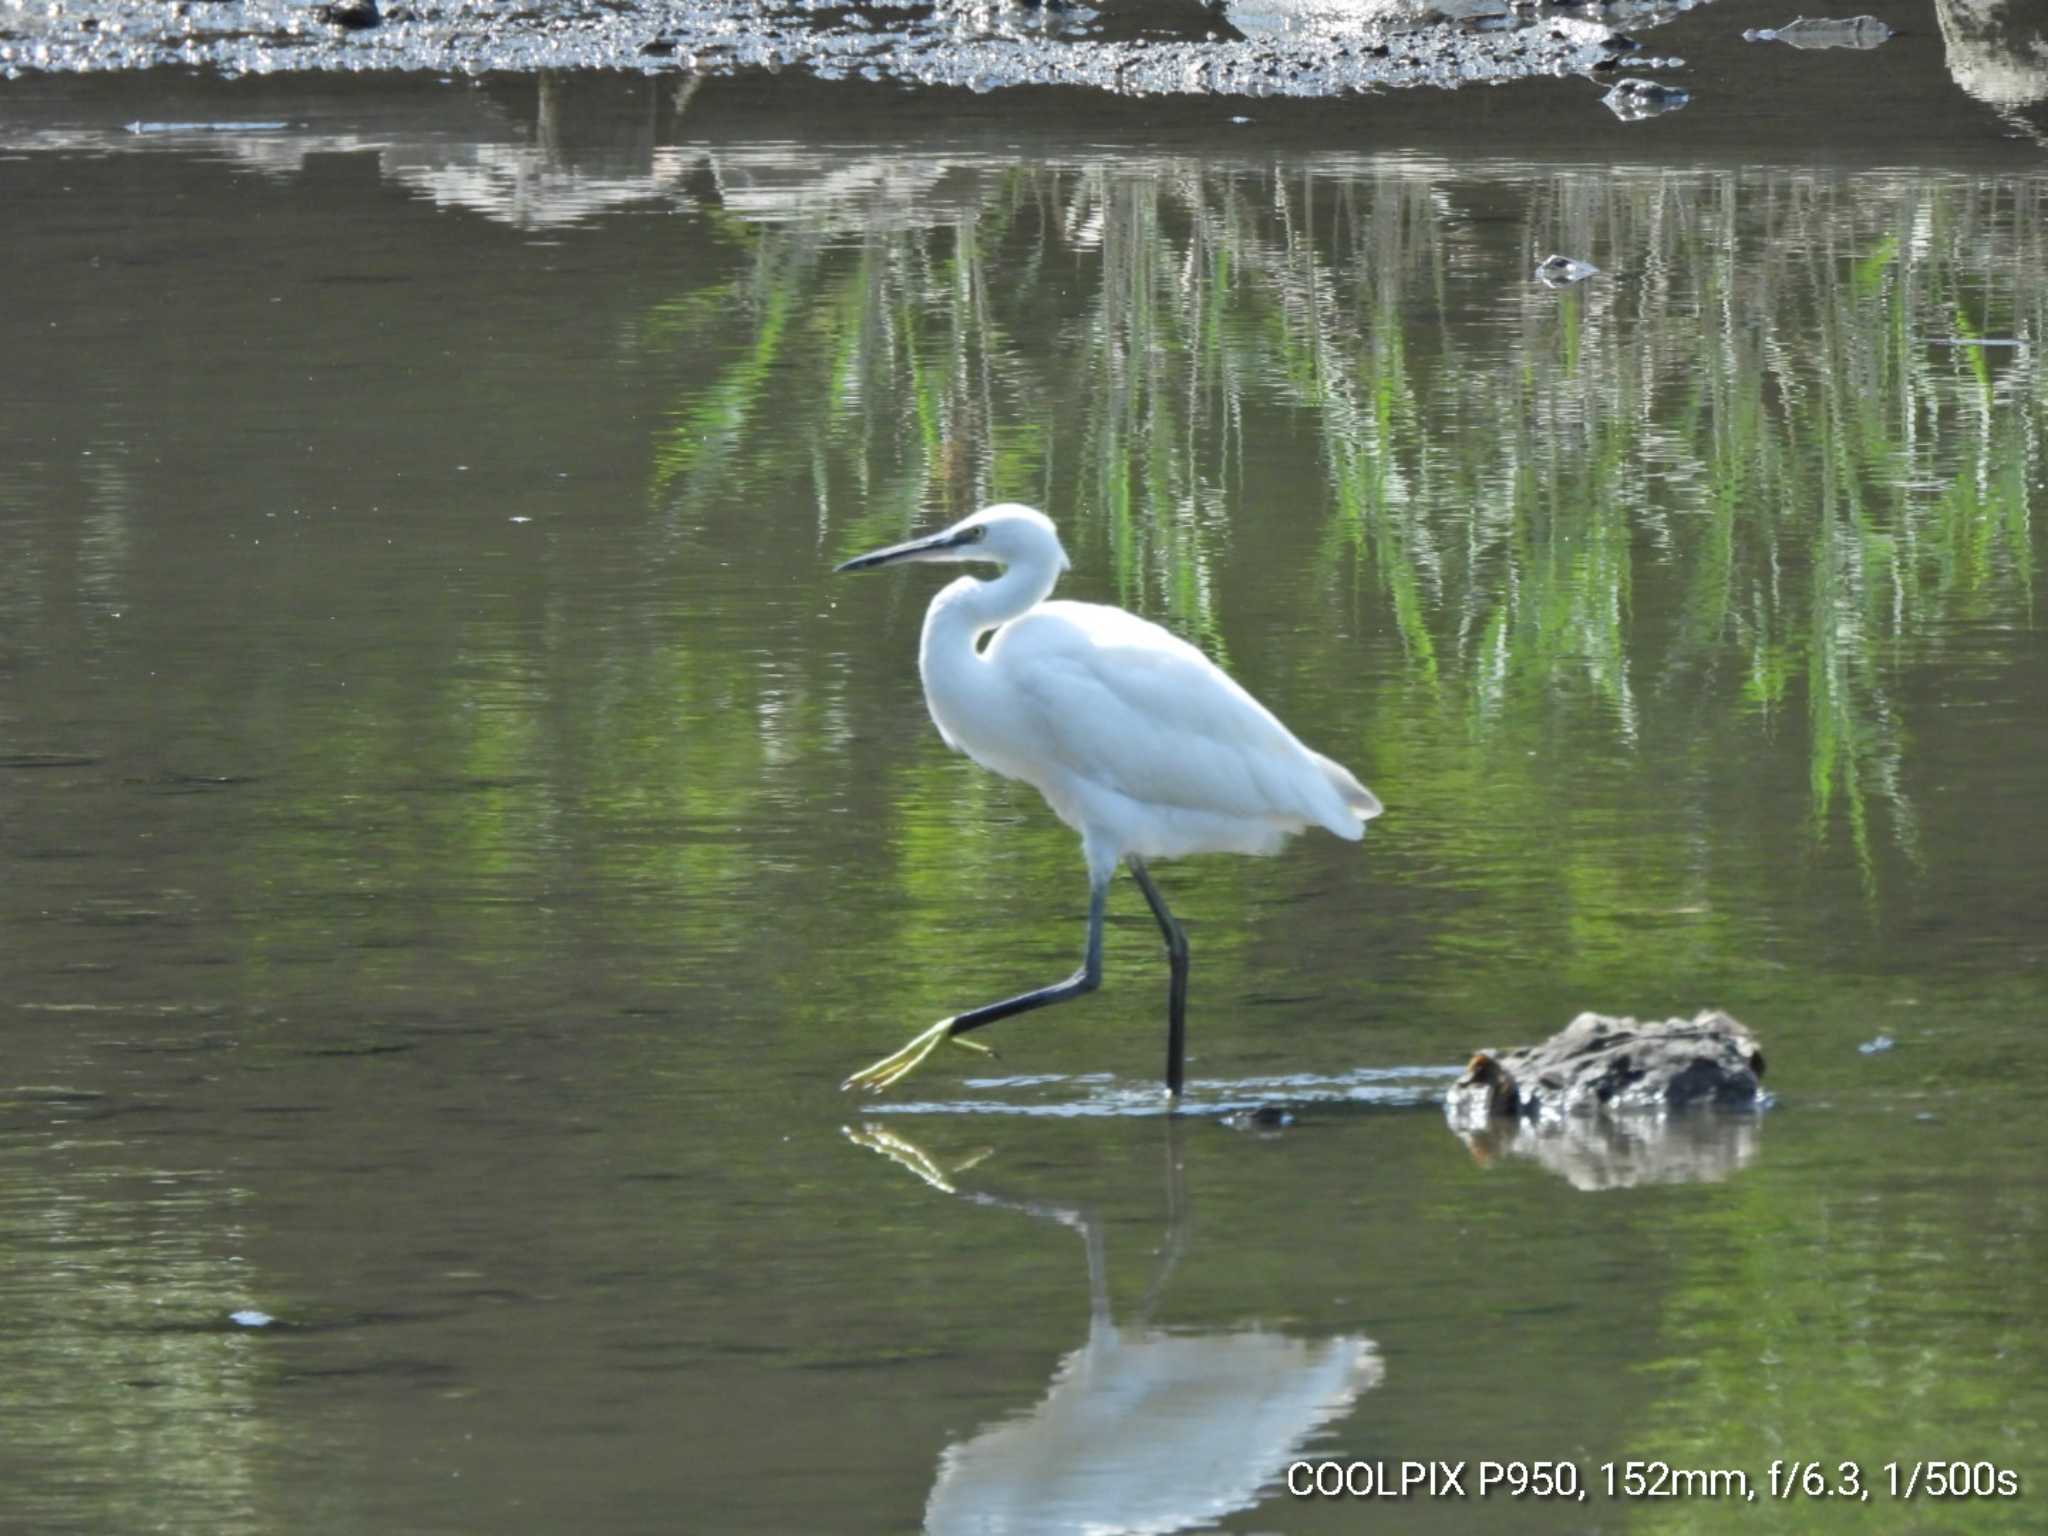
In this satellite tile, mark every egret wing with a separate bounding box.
[994,604,1351,829]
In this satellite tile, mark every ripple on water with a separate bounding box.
[869,1065,1455,1118]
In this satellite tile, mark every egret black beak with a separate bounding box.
[835,526,976,573]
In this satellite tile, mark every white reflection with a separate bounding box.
[2,77,712,232]
[381,140,701,229]
[926,1316,1378,1535]
[1938,0,2048,117]
[1227,0,1509,40]
[1450,1111,1763,1191]
[845,1124,1382,1536]
[706,151,985,233]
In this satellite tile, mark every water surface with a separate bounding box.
[3,45,2046,1535]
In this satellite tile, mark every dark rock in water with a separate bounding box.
[1445,1009,1765,1125]
[318,0,380,29]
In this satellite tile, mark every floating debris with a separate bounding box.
[1536,253,1601,286]
[229,1309,275,1328]
[1858,1034,1895,1054]
[1602,77,1690,120]
[1743,15,1892,50]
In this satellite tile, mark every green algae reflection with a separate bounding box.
[642,156,2043,1012]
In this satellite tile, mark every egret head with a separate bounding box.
[836,504,1071,575]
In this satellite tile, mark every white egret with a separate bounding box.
[837,504,1381,1096]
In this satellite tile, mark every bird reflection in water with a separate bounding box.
[844,1122,1383,1536]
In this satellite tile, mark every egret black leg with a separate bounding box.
[842,877,1106,1092]
[947,876,1106,1039]
[1126,856,1189,1097]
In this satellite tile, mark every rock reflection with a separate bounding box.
[1449,1110,1763,1190]
[1938,0,2048,127]
[845,1124,1382,1535]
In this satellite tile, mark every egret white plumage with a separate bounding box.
[837,504,1381,1096]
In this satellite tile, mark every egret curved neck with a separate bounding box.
[920,561,1059,663]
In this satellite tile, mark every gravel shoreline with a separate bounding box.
[2,0,1698,95]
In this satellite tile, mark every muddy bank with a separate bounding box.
[4,0,1702,93]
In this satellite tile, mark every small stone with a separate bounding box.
[317,0,379,29]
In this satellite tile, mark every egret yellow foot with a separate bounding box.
[841,1020,993,1093]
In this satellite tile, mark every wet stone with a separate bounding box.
[317,0,380,26]
[1444,1009,1767,1128]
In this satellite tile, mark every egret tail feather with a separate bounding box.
[1312,751,1381,835]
